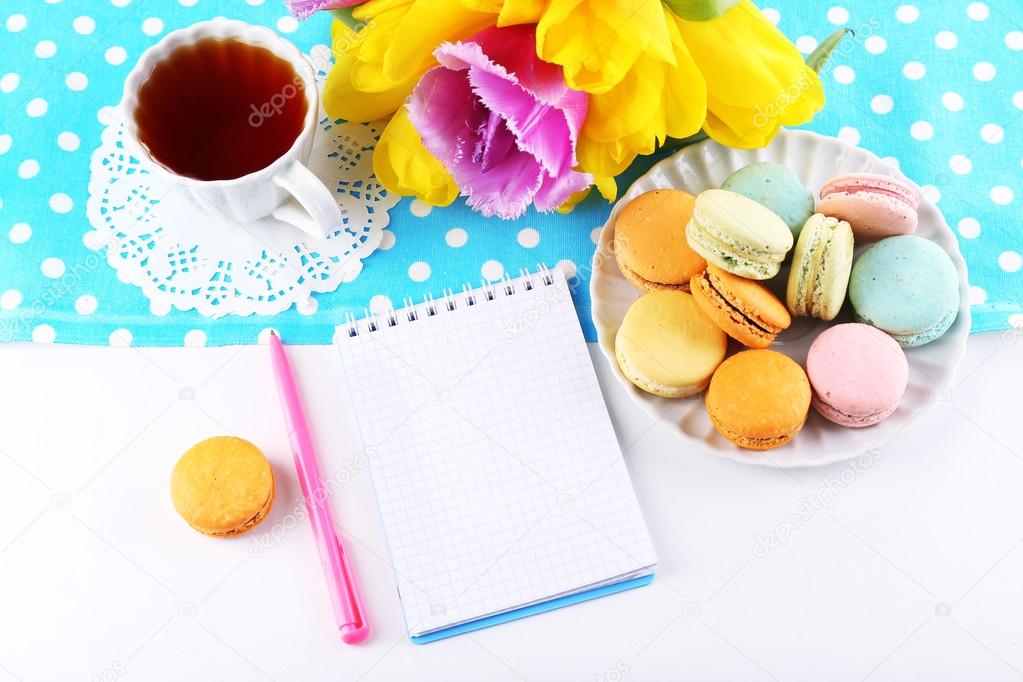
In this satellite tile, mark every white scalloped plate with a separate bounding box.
[591,130,970,468]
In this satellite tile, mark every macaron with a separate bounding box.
[613,189,706,292]
[615,290,727,398]
[817,172,919,241]
[686,189,793,280]
[721,162,815,238]
[171,436,275,537]
[849,235,960,348]
[806,323,909,428]
[690,264,791,349]
[786,213,855,321]
[705,349,811,450]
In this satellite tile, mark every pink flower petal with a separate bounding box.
[464,149,543,218]
[475,109,515,171]
[533,167,593,212]
[470,26,569,105]
[409,67,542,219]
[406,66,480,168]
[408,25,592,218]
[435,31,588,176]
[471,26,589,149]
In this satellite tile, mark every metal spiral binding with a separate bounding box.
[343,264,557,338]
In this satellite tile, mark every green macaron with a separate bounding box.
[786,214,855,321]
[722,162,815,239]
[849,235,960,348]
[686,189,793,280]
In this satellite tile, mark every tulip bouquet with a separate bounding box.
[294,0,844,219]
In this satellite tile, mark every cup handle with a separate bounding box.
[271,161,341,239]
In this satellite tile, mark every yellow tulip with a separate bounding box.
[576,4,706,198]
[323,0,498,123]
[325,0,828,209]
[323,20,420,121]
[534,0,675,94]
[556,185,592,214]
[494,0,547,25]
[373,106,459,206]
[378,0,499,83]
[674,0,824,148]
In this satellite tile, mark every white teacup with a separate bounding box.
[120,19,339,238]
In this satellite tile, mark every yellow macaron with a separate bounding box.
[170,436,275,537]
[613,189,707,292]
[615,290,727,398]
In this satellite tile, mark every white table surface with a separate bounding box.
[1,332,1021,681]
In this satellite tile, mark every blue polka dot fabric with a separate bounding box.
[0,0,1019,346]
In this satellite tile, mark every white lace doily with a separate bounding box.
[85,44,399,318]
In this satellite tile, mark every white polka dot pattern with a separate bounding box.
[0,0,1017,345]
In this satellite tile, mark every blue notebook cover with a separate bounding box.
[410,574,655,644]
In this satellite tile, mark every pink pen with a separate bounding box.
[268,331,369,644]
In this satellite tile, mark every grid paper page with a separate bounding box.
[336,269,656,636]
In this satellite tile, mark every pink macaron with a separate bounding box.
[806,323,909,428]
[817,172,919,241]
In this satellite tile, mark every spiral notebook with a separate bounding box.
[334,267,656,643]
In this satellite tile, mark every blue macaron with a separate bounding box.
[721,162,815,238]
[849,235,960,348]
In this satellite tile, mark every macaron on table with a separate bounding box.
[170,436,276,537]
[591,130,971,467]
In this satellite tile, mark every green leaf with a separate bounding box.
[662,0,740,21]
[330,7,361,30]
[661,131,709,151]
[806,27,853,73]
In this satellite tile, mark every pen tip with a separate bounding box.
[268,329,278,338]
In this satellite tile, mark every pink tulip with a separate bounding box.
[285,0,364,20]
[407,25,591,219]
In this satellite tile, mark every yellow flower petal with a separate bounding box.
[555,185,592,213]
[593,174,618,201]
[460,0,504,11]
[496,0,548,25]
[536,0,675,94]
[661,9,706,139]
[350,0,415,65]
[576,6,704,181]
[382,0,499,83]
[373,107,459,206]
[324,22,419,121]
[577,134,637,179]
[675,0,823,147]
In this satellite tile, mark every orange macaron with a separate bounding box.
[614,189,706,292]
[170,436,275,537]
[705,350,811,450]
[690,265,791,348]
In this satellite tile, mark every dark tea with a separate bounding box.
[134,37,308,181]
